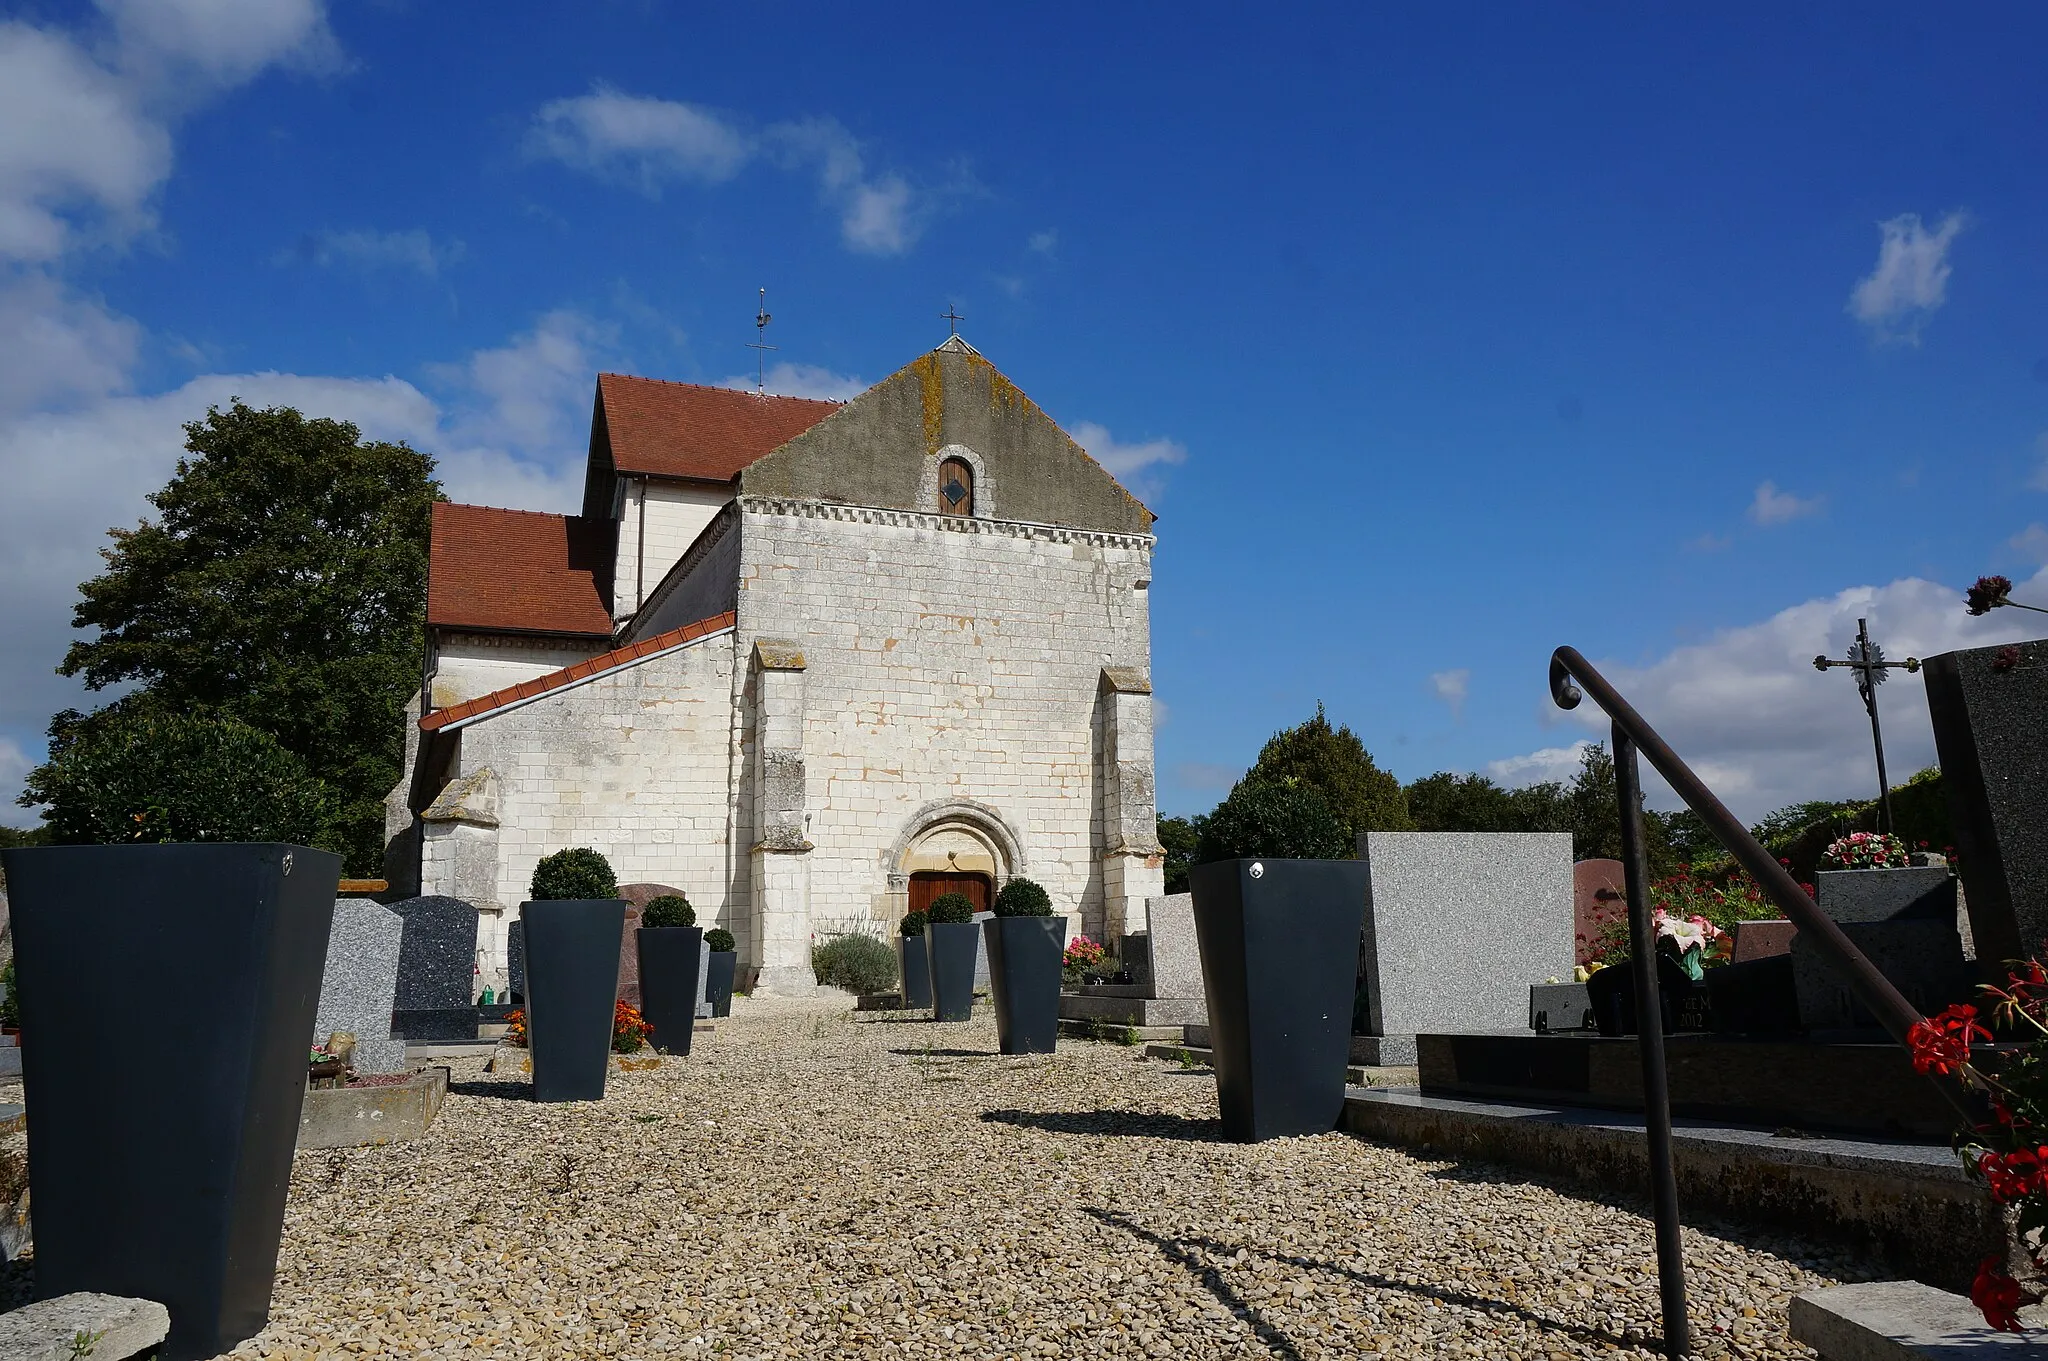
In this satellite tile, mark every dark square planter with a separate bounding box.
[1190,858,1368,1142]
[985,916,1067,1054]
[521,899,627,1102]
[897,934,933,1009]
[926,922,979,1022]
[1586,954,1712,1036]
[636,926,704,1055]
[706,951,737,1017]
[0,843,339,1361]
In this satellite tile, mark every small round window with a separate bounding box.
[938,456,974,516]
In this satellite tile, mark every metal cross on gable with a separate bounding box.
[1813,616,1920,835]
[940,303,965,336]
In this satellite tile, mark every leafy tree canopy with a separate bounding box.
[1245,704,1411,836]
[43,401,440,872]
[1195,777,1352,864]
[20,711,338,849]
[1157,814,1203,894]
[1406,771,1571,835]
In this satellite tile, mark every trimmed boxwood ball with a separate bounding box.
[641,893,695,928]
[993,877,1053,917]
[899,909,928,938]
[926,893,976,925]
[530,847,617,901]
[705,927,736,953]
[812,933,898,994]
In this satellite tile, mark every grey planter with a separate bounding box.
[636,926,704,1055]
[897,934,933,1009]
[985,916,1066,1054]
[0,843,340,1361]
[521,899,627,1102]
[927,922,979,1021]
[1190,858,1367,1142]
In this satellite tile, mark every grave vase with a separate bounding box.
[635,926,704,1055]
[1586,953,1712,1037]
[897,932,933,1009]
[706,951,738,1017]
[1190,858,1368,1142]
[0,843,340,1361]
[926,922,979,1022]
[521,899,627,1102]
[984,915,1066,1054]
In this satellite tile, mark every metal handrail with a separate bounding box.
[1549,645,1982,1359]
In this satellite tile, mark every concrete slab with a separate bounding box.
[297,1068,449,1149]
[0,1292,170,1361]
[1344,1087,1992,1291]
[1789,1280,2048,1357]
[405,1039,500,1061]
[1058,993,1205,1027]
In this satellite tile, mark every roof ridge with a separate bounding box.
[600,372,843,406]
[420,610,737,733]
[436,503,581,522]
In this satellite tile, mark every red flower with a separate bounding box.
[1979,1148,2048,1203]
[1909,1003,1990,1076]
[1994,645,2023,674]
[1973,1256,2027,1333]
[1970,576,2016,616]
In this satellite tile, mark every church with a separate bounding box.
[385,336,1165,995]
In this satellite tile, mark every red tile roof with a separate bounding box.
[598,373,840,482]
[421,611,737,732]
[427,503,616,638]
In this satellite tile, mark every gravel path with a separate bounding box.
[229,995,1873,1360]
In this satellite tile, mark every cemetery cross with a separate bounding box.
[1813,616,1919,835]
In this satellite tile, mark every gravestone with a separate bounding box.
[387,896,480,1041]
[694,938,713,1019]
[1925,640,2048,971]
[312,899,407,1072]
[506,920,525,1001]
[1059,893,1207,1031]
[1793,870,1971,1033]
[972,910,994,991]
[1356,831,1575,1065]
[615,883,684,1009]
[1145,893,1205,1002]
[1572,859,1627,966]
[1731,919,1795,962]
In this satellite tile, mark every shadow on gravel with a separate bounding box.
[891,1047,998,1059]
[981,1108,1226,1141]
[0,1257,31,1312]
[448,1079,533,1103]
[1082,1207,1660,1356]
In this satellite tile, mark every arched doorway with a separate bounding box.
[885,801,1023,924]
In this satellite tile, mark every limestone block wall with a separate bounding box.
[634,506,741,636]
[433,634,607,709]
[613,481,732,615]
[734,498,1154,942]
[439,630,743,983]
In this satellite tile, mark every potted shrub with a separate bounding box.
[635,894,703,1055]
[925,893,979,1022]
[0,842,340,1359]
[1189,857,1368,1141]
[704,928,738,1016]
[985,877,1066,1054]
[522,848,626,1102]
[897,910,933,1010]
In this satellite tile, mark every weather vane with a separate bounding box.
[1813,617,1919,835]
[748,288,776,395]
[940,303,965,337]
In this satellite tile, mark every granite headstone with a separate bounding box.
[694,938,713,1019]
[506,920,525,1002]
[615,883,684,1009]
[1572,859,1627,967]
[1731,919,1796,962]
[313,898,408,1072]
[1356,831,1575,1065]
[1925,639,2048,971]
[1794,867,1971,1032]
[1143,893,1205,1002]
[387,895,480,1041]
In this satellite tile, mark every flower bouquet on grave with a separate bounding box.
[612,1001,652,1055]
[1653,908,1729,983]
[1820,831,1910,871]
[1062,934,1107,988]
[504,1008,527,1048]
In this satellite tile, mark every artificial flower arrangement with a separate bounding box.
[1655,908,1730,981]
[504,1008,527,1047]
[1819,831,1911,871]
[1909,956,2048,1332]
[612,1000,653,1054]
[1062,934,1108,987]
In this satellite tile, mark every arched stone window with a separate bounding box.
[938,456,974,516]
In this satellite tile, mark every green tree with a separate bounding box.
[42,401,440,872]
[1567,741,1676,874]
[20,712,338,849]
[1246,704,1410,837]
[1195,778,1352,863]
[1157,814,1204,893]
[1406,771,1573,834]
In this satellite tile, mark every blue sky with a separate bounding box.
[4,2,2048,827]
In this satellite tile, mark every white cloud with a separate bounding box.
[1748,480,1824,526]
[1173,763,1242,793]
[1429,668,1470,720]
[99,0,340,90]
[1069,420,1187,500]
[1487,742,1593,789]
[428,309,614,460]
[0,737,32,829]
[526,89,935,255]
[527,86,751,189]
[280,227,463,276]
[1027,229,1057,255]
[2012,523,2048,564]
[0,273,140,416]
[1521,572,2048,821]
[2028,433,2048,492]
[719,362,865,402]
[1848,210,1968,344]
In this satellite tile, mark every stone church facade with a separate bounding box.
[387,337,1164,994]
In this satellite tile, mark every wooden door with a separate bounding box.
[909,871,990,913]
[938,457,974,516]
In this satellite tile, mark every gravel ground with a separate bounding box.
[223,994,1875,1361]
